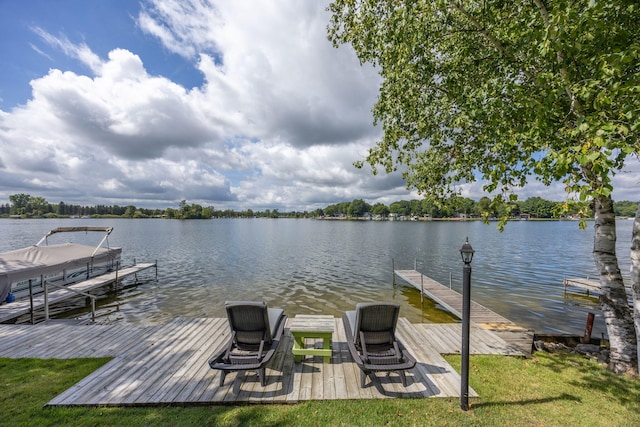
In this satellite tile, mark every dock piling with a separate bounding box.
[392,258,396,287]
[44,277,49,321]
[583,312,595,343]
[29,279,34,324]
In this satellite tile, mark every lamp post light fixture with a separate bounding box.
[459,237,474,411]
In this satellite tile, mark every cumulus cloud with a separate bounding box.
[612,159,640,201]
[0,0,405,211]
[2,0,633,213]
[28,49,219,160]
[140,0,381,148]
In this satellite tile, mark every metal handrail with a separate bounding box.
[44,281,97,322]
[36,226,113,246]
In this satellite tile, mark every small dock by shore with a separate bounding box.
[563,277,600,293]
[563,277,633,305]
[394,269,534,356]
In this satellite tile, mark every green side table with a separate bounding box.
[290,314,334,363]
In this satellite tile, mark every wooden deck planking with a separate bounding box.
[87,324,163,358]
[0,263,157,323]
[395,269,533,356]
[123,318,209,403]
[0,322,158,359]
[267,333,296,402]
[332,317,368,400]
[396,318,468,398]
[329,322,349,400]
[413,323,524,357]
[0,316,523,406]
[52,317,459,404]
[161,319,229,403]
[128,318,225,405]
[53,318,192,405]
[101,317,205,405]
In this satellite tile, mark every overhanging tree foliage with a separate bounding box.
[329,0,640,373]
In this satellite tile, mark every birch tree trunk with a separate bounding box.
[631,203,640,374]
[593,195,637,374]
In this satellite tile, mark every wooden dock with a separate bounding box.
[563,277,633,304]
[0,262,157,324]
[563,277,600,293]
[394,270,534,356]
[0,316,525,406]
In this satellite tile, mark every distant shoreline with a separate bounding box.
[0,215,604,221]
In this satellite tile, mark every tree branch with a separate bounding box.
[532,0,584,118]
[447,0,534,81]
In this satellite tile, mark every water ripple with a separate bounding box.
[1,218,633,335]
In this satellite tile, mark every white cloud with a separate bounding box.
[0,0,636,214]
[31,26,103,73]
[1,0,392,211]
[612,159,640,202]
[138,0,222,59]
[141,0,381,148]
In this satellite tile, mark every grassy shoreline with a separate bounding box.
[2,351,639,426]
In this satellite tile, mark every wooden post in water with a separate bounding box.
[420,273,424,306]
[28,279,34,324]
[43,275,49,321]
[583,312,595,343]
[392,258,396,287]
[115,260,119,291]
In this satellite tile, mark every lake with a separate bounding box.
[0,218,634,335]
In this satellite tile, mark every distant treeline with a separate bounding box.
[317,197,638,219]
[1,193,637,220]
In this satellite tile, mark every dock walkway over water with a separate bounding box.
[0,262,157,324]
[0,316,524,406]
[563,277,634,305]
[394,270,534,356]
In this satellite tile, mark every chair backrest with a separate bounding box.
[225,301,273,346]
[353,302,400,348]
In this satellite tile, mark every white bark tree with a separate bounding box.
[329,0,640,373]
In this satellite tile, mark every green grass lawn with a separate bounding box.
[1,352,639,426]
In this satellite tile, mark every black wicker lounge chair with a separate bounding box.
[209,301,287,386]
[343,302,416,387]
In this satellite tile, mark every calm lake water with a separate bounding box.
[0,218,634,335]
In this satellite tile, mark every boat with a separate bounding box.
[0,226,122,304]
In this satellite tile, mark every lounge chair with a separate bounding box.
[209,301,287,386]
[343,302,416,387]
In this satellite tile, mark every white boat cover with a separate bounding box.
[0,243,122,302]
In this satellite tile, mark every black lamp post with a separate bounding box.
[459,237,474,411]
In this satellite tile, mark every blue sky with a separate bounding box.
[1,1,197,106]
[0,1,637,212]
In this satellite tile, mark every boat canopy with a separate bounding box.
[41,226,114,237]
